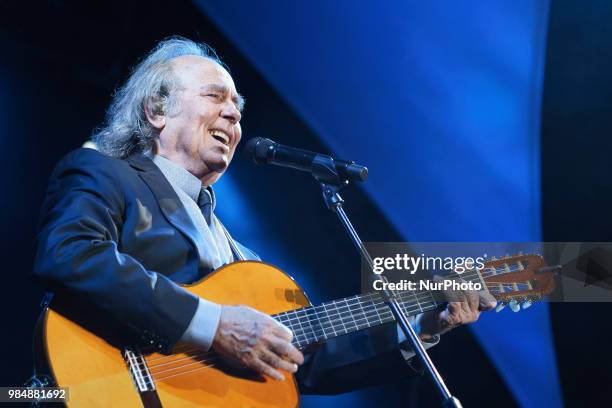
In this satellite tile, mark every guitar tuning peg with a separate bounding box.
[521,300,532,309]
[495,302,506,312]
[509,300,520,312]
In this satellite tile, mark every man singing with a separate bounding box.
[33,37,496,396]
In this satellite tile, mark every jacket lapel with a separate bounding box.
[127,154,210,265]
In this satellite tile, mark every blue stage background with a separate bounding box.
[197,1,562,407]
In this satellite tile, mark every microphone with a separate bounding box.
[243,137,368,182]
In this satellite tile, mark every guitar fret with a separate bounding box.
[347,297,366,330]
[360,297,387,327]
[296,308,318,343]
[333,300,348,334]
[289,310,305,348]
[321,302,337,338]
[297,311,312,345]
[413,289,423,313]
[350,297,369,331]
[356,295,372,329]
[369,296,391,326]
[367,297,384,325]
[342,298,357,332]
[306,307,325,342]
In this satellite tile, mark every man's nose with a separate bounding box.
[220,102,241,124]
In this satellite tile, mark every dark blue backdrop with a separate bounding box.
[198,1,561,407]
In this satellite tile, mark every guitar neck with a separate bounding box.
[272,291,433,349]
[273,270,486,349]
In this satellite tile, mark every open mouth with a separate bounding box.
[210,129,230,146]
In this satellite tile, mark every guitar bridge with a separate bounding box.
[124,348,156,393]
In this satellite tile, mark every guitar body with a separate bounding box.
[37,261,310,407]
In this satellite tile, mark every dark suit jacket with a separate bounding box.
[33,148,419,395]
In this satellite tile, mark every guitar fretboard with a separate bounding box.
[272,269,485,348]
[272,292,434,348]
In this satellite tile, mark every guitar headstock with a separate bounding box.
[480,254,556,312]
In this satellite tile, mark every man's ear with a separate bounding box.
[144,96,166,130]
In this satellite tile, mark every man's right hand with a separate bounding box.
[212,305,304,381]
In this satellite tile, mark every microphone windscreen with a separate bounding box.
[242,137,275,163]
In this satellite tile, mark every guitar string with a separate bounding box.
[146,291,433,370]
[272,276,521,333]
[143,282,514,372]
[273,284,520,344]
[149,284,511,364]
[147,285,513,378]
[151,280,520,381]
[147,298,391,369]
[144,260,524,361]
[150,297,431,381]
[144,288,430,365]
[143,265,513,362]
[142,265,528,367]
[145,281,463,368]
[147,294,433,372]
[147,290,444,373]
[151,284,513,382]
[143,270,523,368]
[144,291,391,364]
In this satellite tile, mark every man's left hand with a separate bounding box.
[417,277,497,341]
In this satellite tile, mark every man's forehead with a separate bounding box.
[170,55,235,88]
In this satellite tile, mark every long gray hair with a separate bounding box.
[92,37,224,158]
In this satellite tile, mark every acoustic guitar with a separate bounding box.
[34,254,555,407]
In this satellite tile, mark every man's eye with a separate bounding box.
[204,93,220,99]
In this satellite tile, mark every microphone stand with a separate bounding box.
[311,156,462,408]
